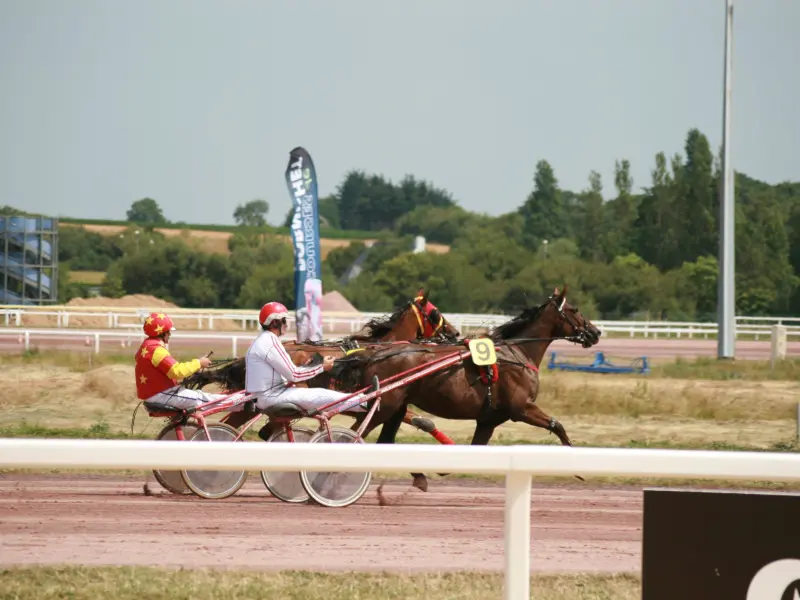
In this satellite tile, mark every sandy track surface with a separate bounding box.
[0,474,643,574]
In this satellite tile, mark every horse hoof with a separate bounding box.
[409,416,435,433]
[412,475,428,492]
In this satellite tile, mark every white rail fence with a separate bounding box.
[1,306,799,340]
[1,440,799,600]
[4,328,259,356]
[2,325,798,357]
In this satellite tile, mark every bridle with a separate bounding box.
[548,294,594,346]
[410,297,457,341]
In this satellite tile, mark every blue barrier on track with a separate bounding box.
[547,351,650,375]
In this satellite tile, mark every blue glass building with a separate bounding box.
[0,216,59,305]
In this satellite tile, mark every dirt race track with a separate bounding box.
[0,473,644,574]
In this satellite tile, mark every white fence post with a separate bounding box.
[23,330,30,351]
[94,333,100,354]
[504,472,532,600]
[232,336,238,357]
[771,325,787,368]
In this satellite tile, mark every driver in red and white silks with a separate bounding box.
[135,312,227,410]
[245,301,368,414]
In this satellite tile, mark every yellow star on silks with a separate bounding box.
[145,316,154,325]
[140,347,148,358]
[155,325,164,334]
[156,313,166,320]
[139,374,147,384]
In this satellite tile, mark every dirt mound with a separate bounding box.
[322,290,359,313]
[65,295,179,309]
[22,295,181,329]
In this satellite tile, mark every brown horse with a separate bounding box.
[335,286,602,491]
[184,290,460,437]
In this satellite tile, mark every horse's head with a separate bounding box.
[491,285,601,348]
[356,289,460,342]
[410,288,460,341]
[543,285,601,348]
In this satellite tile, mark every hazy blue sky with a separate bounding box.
[1,0,797,226]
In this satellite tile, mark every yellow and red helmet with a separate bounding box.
[143,312,175,338]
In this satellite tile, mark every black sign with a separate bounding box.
[642,488,800,599]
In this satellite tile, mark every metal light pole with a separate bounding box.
[717,0,735,359]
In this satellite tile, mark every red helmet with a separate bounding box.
[259,302,289,327]
[143,312,175,338]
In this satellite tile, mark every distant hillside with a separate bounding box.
[60,220,450,258]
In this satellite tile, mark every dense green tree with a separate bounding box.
[233,199,269,227]
[519,160,568,250]
[56,125,797,321]
[126,198,166,224]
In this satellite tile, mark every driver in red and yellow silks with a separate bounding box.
[135,312,225,410]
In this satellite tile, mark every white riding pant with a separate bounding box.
[254,386,367,413]
[145,386,232,411]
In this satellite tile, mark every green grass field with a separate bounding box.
[0,566,639,600]
[1,350,798,490]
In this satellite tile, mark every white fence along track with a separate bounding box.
[2,325,798,357]
[1,305,799,341]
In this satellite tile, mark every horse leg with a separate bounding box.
[470,412,509,447]
[404,409,455,445]
[431,412,509,480]
[514,403,585,481]
[515,403,572,446]
[372,404,430,493]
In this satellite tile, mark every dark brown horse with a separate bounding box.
[335,286,602,491]
[184,290,460,436]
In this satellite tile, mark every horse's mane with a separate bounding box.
[351,301,412,340]
[489,302,547,341]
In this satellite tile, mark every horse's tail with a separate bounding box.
[332,353,371,392]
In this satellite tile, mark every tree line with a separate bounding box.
[55,126,800,319]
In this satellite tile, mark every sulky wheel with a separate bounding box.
[260,425,316,503]
[181,423,249,500]
[299,426,371,508]
[152,421,198,495]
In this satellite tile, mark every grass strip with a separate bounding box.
[0,566,639,600]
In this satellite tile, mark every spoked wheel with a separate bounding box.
[152,421,198,495]
[299,426,371,508]
[181,423,248,500]
[260,425,316,503]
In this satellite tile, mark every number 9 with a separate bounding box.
[476,341,490,362]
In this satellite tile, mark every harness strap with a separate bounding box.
[479,363,499,385]
[412,298,444,337]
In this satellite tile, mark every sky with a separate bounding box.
[1,0,798,227]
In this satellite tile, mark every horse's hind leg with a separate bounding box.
[373,405,430,493]
[516,403,572,446]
